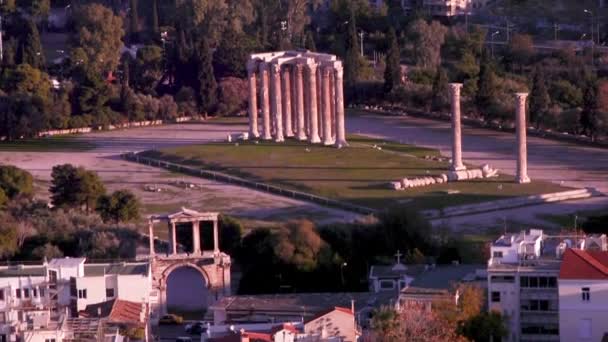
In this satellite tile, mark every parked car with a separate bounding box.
[176,337,192,342]
[159,314,184,325]
[185,322,208,335]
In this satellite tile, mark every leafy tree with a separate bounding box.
[219,215,243,255]
[581,75,598,137]
[213,27,249,78]
[196,37,217,115]
[508,33,534,72]
[0,216,17,258]
[134,45,163,94]
[476,52,499,120]
[0,165,34,199]
[304,30,316,51]
[0,188,7,209]
[50,164,106,213]
[529,67,551,128]
[431,67,449,112]
[31,243,64,259]
[409,19,447,69]
[371,306,402,342]
[96,190,140,224]
[71,3,124,75]
[458,311,507,342]
[272,220,332,272]
[384,27,400,93]
[129,0,139,43]
[4,63,52,99]
[16,19,45,69]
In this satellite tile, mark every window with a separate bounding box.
[45,339,56,342]
[529,277,538,287]
[69,278,77,297]
[0,289,4,301]
[23,289,29,298]
[548,277,557,288]
[379,280,394,289]
[493,251,503,258]
[579,319,592,339]
[520,276,529,287]
[39,288,45,298]
[582,287,590,301]
[0,312,5,324]
[491,291,501,302]
[32,289,37,298]
[78,289,87,299]
[15,289,21,299]
[491,276,515,283]
[106,288,115,298]
[0,334,7,342]
[539,277,548,288]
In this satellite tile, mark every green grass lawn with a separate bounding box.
[0,136,95,152]
[141,135,569,211]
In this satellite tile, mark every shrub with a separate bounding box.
[217,77,248,116]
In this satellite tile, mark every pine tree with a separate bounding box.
[304,31,316,51]
[129,0,139,43]
[17,19,45,69]
[196,37,217,116]
[344,7,360,87]
[581,76,598,137]
[151,0,159,35]
[431,67,449,112]
[529,67,551,128]
[384,27,400,93]
[476,52,498,120]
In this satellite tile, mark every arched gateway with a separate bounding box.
[146,208,231,324]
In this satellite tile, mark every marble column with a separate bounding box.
[281,66,294,138]
[449,83,466,171]
[192,221,201,255]
[306,63,321,143]
[148,221,155,256]
[316,66,323,140]
[260,63,272,140]
[334,65,348,147]
[247,62,259,138]
[170,222,177,255]
[270,63,284,142]
[330,71,336,140]
[294,64,307,141]
[321,66,333,145]
[213,219,220,255]
[515,92,531,184]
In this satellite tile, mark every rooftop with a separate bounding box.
[407,264,484,290]
[492,229,543,247]
[0,266,46,278]
[83,263,148,277]
[48,257,86,268]
[560,249,608,280]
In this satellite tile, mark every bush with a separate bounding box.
[0,165,34,199]
[175,87,198,116]
[217,77,248,116]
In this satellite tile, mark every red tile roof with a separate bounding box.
[270,323,299,335]
[305,306,353,324]
[560,249,608,280]
[108,299,146,325]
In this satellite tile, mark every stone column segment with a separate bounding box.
[321,66,334,146]
[334,64,348,147]
[148,220,155,256]
[192,221,201,254]
[316,66,323,140]
[259,63,272,140]
[515,92,531,184]
[294,64,307,141]
[330,71,336,139]
[246,61,260,138]
[170,221,177,255]
[213,219,220,254]
[270,63,284,142]
[281,66,294,138]
[306,63,321,143]
[449,83,466,171]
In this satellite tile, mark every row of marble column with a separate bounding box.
[148,220,220,256]
[247,61,347,147]
[449,83,530,184]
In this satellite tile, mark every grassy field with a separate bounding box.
[141,135,569,211]
[0,136,95,152]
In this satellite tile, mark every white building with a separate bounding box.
[558,248,608,342]
[487,229,608,342]
[0,257,151,342]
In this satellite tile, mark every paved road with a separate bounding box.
[347,113,608,230]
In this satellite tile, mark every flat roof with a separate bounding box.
[408,264,484,290]
[0,266,46,278]
[84,263,148,277]
[48,257,86,268]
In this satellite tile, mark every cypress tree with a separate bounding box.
[431,67,449,112]
[384,27,400,93]
[476,52,498,120]
[304,31,316,51]
[344,7,360,87]
[196,37,217,116]
[17,19,45,69]
[151,0,159,35]
[529,67,551,128]
[581,75,598,137]
[129,0,139,43]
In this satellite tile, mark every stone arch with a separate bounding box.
[160,261,211,289]
[159,262,211,315]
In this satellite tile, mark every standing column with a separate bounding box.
[260,63,272,140]
[148,220,155,256]
[246,61,260,138]
[321,66,333,145]
[192,221,201,255]
[334,64,348,147]
[306,63,321,143]
[270,63,284,142]
[281,66,294,138]
[294,64,307,141]
[170,222,177,255]
[330,71,336,140]
[515,92,531,184]
[316,66,323,140]
[449,83,466,171]
[213,219,220,255]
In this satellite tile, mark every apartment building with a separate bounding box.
[487,229,607,342]
[0,257,151,342]
[559,248,608,342]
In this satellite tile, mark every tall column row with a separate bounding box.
[247,61,347,147]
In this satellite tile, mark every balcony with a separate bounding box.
[520,310,559,324]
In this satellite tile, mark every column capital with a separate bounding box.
[321,66,332,77]
[246,60,258,74]
[270,63,281,74]
[449,83,463,91]
[259,62,269,72]
[305,63,318,73]
[515,92,529,101]
[334,65,343,79]
[294,63,304,74]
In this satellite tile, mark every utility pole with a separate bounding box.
[358,31,364,57]
[554,23,560,41]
